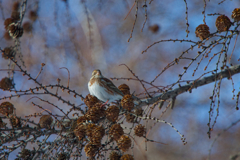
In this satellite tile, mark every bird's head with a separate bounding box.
[91,69,103,78]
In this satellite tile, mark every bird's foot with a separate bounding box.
[100,100,109,108]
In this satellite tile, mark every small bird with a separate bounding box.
[88,69,124,105]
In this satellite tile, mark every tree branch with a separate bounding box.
[138,64,240,107]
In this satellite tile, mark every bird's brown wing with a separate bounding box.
[101,78,124,96]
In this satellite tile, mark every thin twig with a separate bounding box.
[124,1,135,20]
[229,34,238,64]
[35,63,45,80]
[59,67,70,88]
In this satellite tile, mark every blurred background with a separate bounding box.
[0,0,240,159]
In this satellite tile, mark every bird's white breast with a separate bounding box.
[88,80,122,102]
